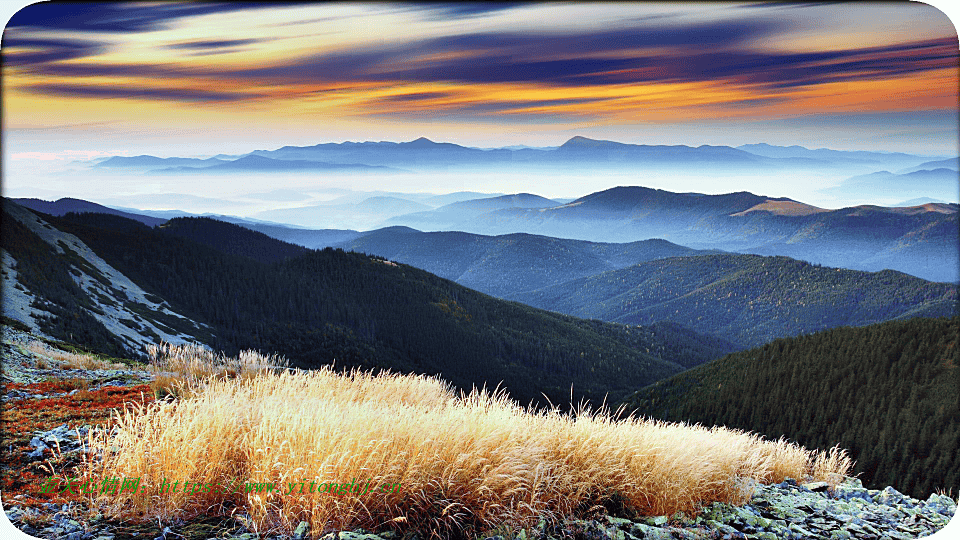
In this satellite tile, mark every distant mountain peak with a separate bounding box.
[235,154,273,162]
[560,136,613,148]
[405,137,437,147]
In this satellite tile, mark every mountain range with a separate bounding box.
[148,154,403,174]
[379,186,959,283]
[332,227,711,298]
[821,168,958,203]
[2,200,742,406]
[3,192,957,500]
[85,137,948,175]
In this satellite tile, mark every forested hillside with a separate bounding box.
[158,216,309,263]
[620,316,960,499]
[514,254,957,348]
[335,228,709,297]
[29,210,735,407]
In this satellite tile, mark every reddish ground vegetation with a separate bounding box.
[1,383,154,508]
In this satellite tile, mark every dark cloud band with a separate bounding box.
[6,2,299,33]
[25,83,257,103]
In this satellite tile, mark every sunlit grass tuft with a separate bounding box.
[83,345,851,538]
[25,341,129,370]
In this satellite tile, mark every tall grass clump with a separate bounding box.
[146,341,287,398]
[25,341,129,370]
[84,345,851,538]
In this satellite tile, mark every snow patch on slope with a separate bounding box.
[2,202,209,354]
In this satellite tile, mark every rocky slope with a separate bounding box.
[2,200,210,356]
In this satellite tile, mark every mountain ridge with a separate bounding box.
[6,204,739,407]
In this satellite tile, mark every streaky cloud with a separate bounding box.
[25,83,259,103]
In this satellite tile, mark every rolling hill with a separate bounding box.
[3,203,737,407]
[335,227,711,298]
[618,316,960,500]
[512,253,958,348]
[898,157,959,173]
[12,197,167,227]
[821,168,958,203]
[384,186,959,283]
[254,196,433,230]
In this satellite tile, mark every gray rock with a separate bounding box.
[4,506,25,521]
[293,521,310,539]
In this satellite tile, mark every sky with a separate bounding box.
[1,1,958,206]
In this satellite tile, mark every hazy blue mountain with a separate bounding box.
[149,154,403,174]
[94,155,227,169]
[512,253,958,349]
[95,193,252,214]
[248,137,508,168]
[254,196,433,230]
[90,138,944,180]
[239,136,850,171]
[423,191,507,206]
[12,197,167,226]
[555,136,764,164]
[384,186,959,282]
[897,157,959,173]
[736,143,936,169]
[441,193,559,212]
[383,193,562,230]
[336,228,711,298]
[242,225,362,250]
[821,168,958,203]
[891,198,949,207]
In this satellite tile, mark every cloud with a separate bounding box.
[652,37,958,90]
[363,95,616,123]
[379,92,457,103]
[7,8,954,114]
[407,3,527,20]
[221,25,953,93]
[2,36,104,65]
[223,19,785,85]
[414,19,788,56]
[166,38,266,52]
[25,83,258,103]
[26,62,190,79]
[5,2,292,33]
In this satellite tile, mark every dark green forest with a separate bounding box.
[11,209,733,407]
[620,316,960,499]
[514,253,958,348]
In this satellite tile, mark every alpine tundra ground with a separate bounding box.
[1,324,955,540]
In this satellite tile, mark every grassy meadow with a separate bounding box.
[79,344,852,538]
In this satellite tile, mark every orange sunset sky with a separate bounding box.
[1,1,958,204]
[4,2,958,152]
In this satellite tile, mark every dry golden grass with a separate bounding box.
[83,346,851,539]
[145,342,288,400]
[147,342,286,381]
[25,341,129,370]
